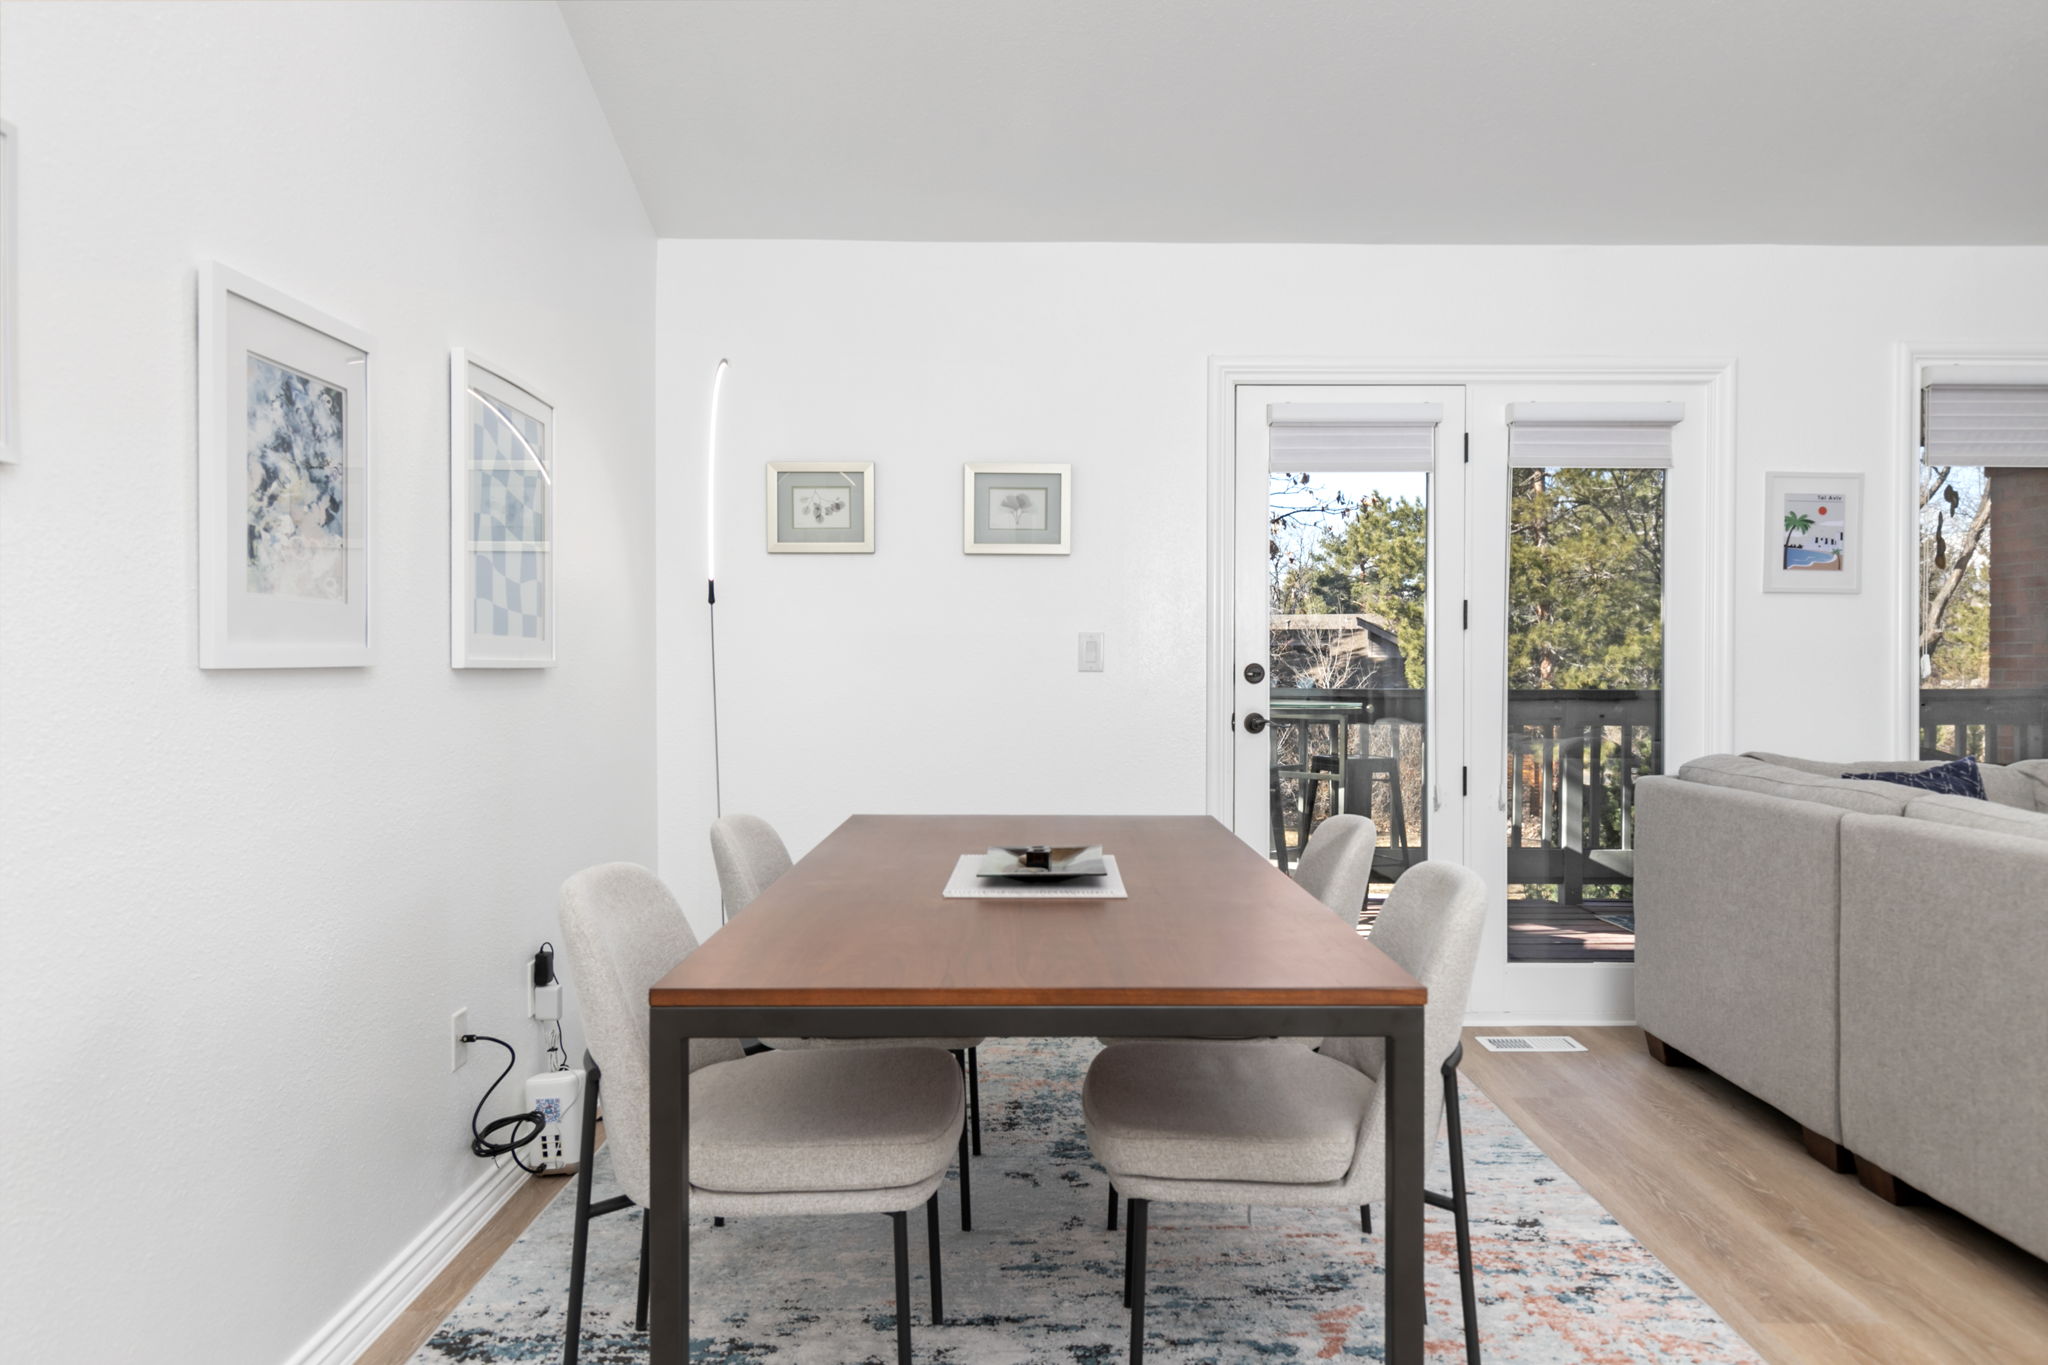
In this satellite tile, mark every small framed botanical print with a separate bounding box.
[1764,471,1862,594]
[451,351,555,667]
[197,263,372,668]
[964,463,1070,554]
[766,462,873,552]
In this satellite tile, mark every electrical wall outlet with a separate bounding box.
[450,1007,469,1071]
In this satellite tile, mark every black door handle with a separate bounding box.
[1243,712,1268,735]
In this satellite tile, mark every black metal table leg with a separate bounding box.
[1383,1008,1425,1364]
[648,1016,689,1365]
[926,1191,944,1324]
[1107,1182,1118,1231]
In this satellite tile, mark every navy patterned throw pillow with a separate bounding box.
[1840,756,1987,801]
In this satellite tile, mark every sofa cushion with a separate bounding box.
[1747,751,2037,810]
[2013,760,2048,812]
[1841,756,1987,801]
[1903,793,2048,844]
[1680,755,1916,815]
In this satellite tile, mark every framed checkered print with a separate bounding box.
[450,351,554,667]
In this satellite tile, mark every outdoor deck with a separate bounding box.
[1353,896,1636,963]
[1506,900,1636,962]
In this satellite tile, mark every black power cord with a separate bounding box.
[463,1033,546,1174]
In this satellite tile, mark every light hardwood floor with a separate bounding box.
[356,1130,596,1365]
[1464,1026,2048,1365]
[362,1040,2048,1365]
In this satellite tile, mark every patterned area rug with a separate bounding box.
[414,1038,1757,1363]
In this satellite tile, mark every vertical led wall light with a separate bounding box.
[707,360,729,825]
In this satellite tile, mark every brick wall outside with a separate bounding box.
[1988,466,2048,689]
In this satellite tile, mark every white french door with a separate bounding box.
[1225,374,1720,1023]
[1231,383,1472,901]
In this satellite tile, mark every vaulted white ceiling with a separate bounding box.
[559,0,2048,244]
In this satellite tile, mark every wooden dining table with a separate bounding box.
[646,813,1430,1362]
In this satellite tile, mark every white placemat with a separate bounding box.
[942,853,1127,899]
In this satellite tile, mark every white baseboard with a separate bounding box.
[283,1157,528,1365]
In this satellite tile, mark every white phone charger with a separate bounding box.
[530,981,563,1021]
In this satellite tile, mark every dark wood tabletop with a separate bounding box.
[650,814,1425,1008]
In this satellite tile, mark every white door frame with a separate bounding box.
[1206,356,1738,1024]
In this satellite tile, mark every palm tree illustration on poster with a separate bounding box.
[1782,493,1847,570]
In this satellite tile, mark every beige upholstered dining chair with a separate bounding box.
[1290,811,1378,925]
[557,862,966,1365]
[1094,812,1377,1062]
[710,813,990,1224]
[1084,860,1488,1365]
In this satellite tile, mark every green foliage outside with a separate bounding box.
[1270,468,1666,692]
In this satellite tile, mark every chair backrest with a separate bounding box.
[1321,860,1488,1139]
[1293,813,1376,923]
[709,814,793,922]
[558,863,743,1207]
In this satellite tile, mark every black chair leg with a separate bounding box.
[957,1119,973,1231]
[1128,1198,1149,1364]
[1107,1182,1118,1231]
[1444,1047,1482,1365]
[1360,1204,1372,1237]
[712,1216,724,1227]
[633,1211,651,1332]
[564,1058,603,1365]
[968,1046,983,1155]
[1121,1196,1134,1307]
[926,1191,944,1324]
[891,1210,913,1365]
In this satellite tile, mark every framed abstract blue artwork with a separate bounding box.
[450,351,555,667]
[197,263,373,668]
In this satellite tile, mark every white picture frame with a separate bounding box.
[0,121,18,464]
[765,461,874,553]
[1764,471,1862,594]
[964,462,1071,554]
[197,263,372,668]
[451,351,556,667]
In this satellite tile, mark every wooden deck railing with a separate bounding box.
[1269,686,1660,897]
[1918,686,2048,762]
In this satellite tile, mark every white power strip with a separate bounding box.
[1474,1035,1586,1052]
[522,1069,586,1171]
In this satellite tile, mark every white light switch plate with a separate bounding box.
[1078,632,1105,672]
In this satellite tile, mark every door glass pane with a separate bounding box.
[1919,466,2048,760]
[1268,470,1429,930]
[1505,467,1665,963]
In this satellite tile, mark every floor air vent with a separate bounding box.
[1475,1035,1586,1053]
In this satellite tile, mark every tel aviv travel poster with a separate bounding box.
[1782,491,1848,571]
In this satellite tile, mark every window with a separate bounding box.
[1918,377,2048,762]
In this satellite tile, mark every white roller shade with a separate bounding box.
[1922,384,2048,467]
[1267,402,1442,472]
[1507,401,1684,469]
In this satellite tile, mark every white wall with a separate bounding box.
[0,5,654,1363]
[655,240,2048,917]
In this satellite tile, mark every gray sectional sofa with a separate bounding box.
[1635,752,2048,1262]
